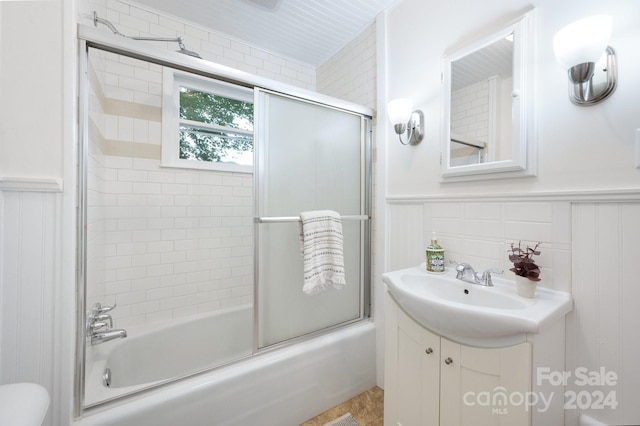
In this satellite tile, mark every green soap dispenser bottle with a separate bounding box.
[426,234,445,274]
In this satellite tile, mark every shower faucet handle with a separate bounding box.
[98,303,117,314]
[90,321,109,332]
[91,302,117,317]
[94,314,113,328]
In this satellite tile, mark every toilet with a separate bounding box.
[0,383,50,425]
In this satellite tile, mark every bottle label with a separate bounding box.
[426,249,445,273]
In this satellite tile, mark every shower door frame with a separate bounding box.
[253,88,373,352]
[76,24,373,418]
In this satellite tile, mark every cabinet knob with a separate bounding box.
[444,357,453,365]
[425,347,433,355]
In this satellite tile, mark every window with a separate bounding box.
[162,70,254,173]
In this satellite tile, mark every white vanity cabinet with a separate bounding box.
[439,338,531,426]
[385,292,532,426]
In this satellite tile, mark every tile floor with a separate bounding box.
[300,386,384,426]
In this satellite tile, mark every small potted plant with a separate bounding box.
[509,241,541,298]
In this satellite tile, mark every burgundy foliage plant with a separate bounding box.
[509,241,541,282]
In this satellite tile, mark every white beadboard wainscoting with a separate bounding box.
[0,178,62,426]
[386,191,640,425]
[568,202,640,426]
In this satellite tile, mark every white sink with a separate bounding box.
[383,265,573,345]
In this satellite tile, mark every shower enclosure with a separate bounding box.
[76,29,372,415]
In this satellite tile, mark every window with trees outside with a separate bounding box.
[162,70,254,173]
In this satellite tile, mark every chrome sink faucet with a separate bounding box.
[451,261,503,286]
[87,302,127,345]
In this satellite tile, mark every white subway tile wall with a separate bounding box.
[99,157,254,329]
[388,200,572,293]
[317,23,377,109]
[81,6,280,329]
[79,0,378,329]
[79,0,316,90]
[86,50,108,315]
[451,79,490,142]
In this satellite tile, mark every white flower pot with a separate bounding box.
[515,275,537,298]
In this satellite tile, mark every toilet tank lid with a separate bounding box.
[0,383,50,426]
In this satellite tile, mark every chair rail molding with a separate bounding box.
[0,177,63,193]
[386,187,640,203]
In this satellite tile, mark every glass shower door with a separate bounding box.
[255,90,370,348]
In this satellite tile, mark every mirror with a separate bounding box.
[441,10,536,181]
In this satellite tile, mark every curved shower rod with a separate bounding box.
[92,11,202,58]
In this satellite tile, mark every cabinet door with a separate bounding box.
[420,327,440,425]
[396,309,440,426]
[440,338,531,426]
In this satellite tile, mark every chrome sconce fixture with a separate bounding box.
[387,98,424,145]
[553,15,616,106]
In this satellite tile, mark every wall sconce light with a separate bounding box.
[387,98,424,145]
[553,15,616,106]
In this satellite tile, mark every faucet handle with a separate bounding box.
[94,314,113,328]
[91,302,117,317]
[90,321,109,332]
[454,262,470,271]
[97,303,117,314]
[480,268,503,286]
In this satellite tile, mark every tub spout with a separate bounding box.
[91,329,127,345]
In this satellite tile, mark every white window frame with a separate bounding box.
[162,69,254,173]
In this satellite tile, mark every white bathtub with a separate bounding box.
[84,305,254,406]
[78,305,376,425]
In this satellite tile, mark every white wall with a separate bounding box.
[382,0,640,424]
[0,1,64,179]
[0,1,72,425]
[385,0,640,196]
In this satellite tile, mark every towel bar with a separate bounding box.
[255,215,370,223]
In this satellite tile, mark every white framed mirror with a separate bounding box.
[441,9,536,181]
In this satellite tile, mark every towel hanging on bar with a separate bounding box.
[255,214,369,223]
[298,210,346,295]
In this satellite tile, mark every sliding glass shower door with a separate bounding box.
[255,90,370,348]
[77,33,372,413]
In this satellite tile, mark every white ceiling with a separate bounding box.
[130,0,400,66]
[451,37,513,92]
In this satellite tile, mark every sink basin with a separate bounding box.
[383,264,573,345]
[401,274,530,310]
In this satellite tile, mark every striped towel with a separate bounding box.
[299,210,346,295]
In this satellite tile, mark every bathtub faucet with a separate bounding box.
[91,328,127,345]
[87,302,127,345]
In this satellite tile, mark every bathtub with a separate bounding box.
[78,305,376,425]
[84,305,254,406]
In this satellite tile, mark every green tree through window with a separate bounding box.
[179,87,254,165]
